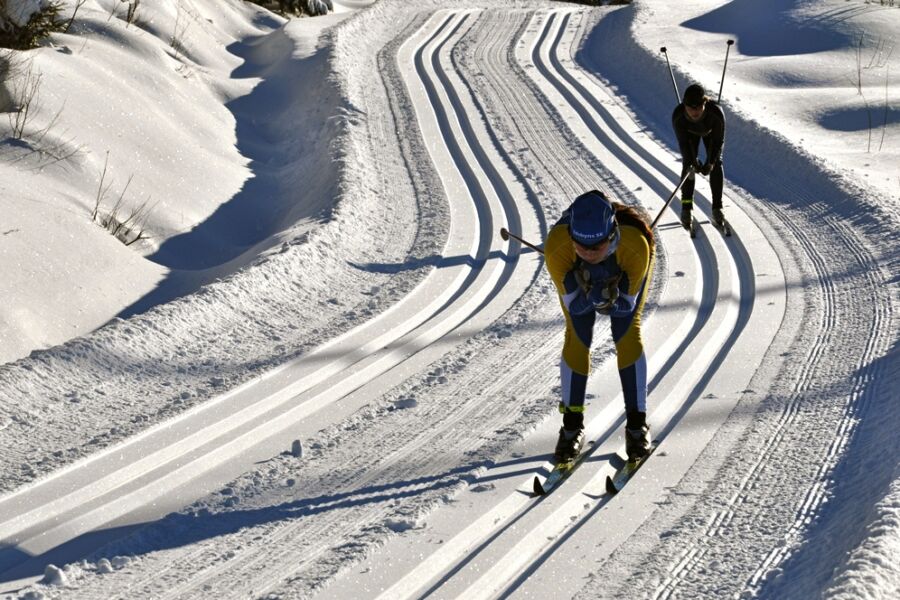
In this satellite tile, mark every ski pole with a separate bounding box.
[717,39,735,102]
[650,167,695,230]
[499,227,544,255]
[660,47,680,103]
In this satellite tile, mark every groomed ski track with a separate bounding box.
[0,6,781,598]
[325,9,780,599]
[1,3,895,600]
[0,6,541,588]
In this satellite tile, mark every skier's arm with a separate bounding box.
[705,104,726,164]
[545,226,596,316]
[602,227,650,318]
[672,106,694,163]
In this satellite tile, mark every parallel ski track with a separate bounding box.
[649,71,895,600]
[741,198,892,594]
[655,188,893,599]
[460,11,598,201]
[49,10,553,600]
[0,9,542,592]
[317,9,774,599]
[159,12,549,599]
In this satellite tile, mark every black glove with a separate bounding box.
[692,159,702,173]
[700,162,713,176]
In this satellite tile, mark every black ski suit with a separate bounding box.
[672,100,725,211]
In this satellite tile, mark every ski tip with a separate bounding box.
[533,476,546,496]
[605,475,619,496]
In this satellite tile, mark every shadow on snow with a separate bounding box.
[116,24,339,319]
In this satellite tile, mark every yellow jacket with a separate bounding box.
[544,222,651,318]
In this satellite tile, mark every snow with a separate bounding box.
[0,0,898,598]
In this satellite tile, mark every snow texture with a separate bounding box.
[0,0,897,598]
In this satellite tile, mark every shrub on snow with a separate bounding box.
[0,0,64,49]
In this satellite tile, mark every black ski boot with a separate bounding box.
[625,411,651,461]
[680,201,693,230]
[554,427,584,462]
[625,426,651,461]
[712,207,725,228]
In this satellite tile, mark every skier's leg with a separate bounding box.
[610,284,649,416]
[555,309,594,459]
[610,258,653,459]
[559,309,594,425]
[681,138,699,228]
[710,159,724,210]
[703,135,725,216]
[680,162,695,229]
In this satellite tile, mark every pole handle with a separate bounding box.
[500,228,544,255]
[661,47,680,103]
[717,39,735,102]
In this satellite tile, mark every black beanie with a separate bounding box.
[683,83,706,107]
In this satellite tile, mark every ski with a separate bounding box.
[605,444,657,495]
[533,461,573,496]
[533,443,592,496]
[712,217,732,237]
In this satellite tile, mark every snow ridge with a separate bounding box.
[572,4,900,598]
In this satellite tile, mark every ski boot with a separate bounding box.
[680,201,693,230]
[712,207,725,228]
[554,427,585,462]
[625,425,651,461]
[625,411,651,461]
[711,206,732,236]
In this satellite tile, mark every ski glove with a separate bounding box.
[600,288,639,318]
[692,159,703,173]
[567,275,632,318]
[592,279,619,314]
[700,162,713,176]
[595,280,639,318]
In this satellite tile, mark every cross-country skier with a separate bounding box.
[672,83,727,229]
[544,189,654,463]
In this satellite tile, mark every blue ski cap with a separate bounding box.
[569,190,617,247]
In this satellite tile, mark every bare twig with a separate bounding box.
[862,92,873,153]
[125,1,141,28]
[106,173,135,237]
[64,0,88,34]
[171,2,191,61]
[89,154,156,245]
[122,195,159,245]
[8,62,42,139]
[856,34,864,95]
[32,99,65,144]
[92,152,112,222]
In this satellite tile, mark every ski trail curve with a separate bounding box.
[322,8,783,600]
[0,9,542,590]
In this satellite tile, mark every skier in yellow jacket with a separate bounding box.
[544,189,654,462]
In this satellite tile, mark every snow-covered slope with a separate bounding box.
[0,0,897,598]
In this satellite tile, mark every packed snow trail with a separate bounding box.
[323,9,780,598]
[2,2,897,599]
[3,4,766,598]
[0,5,542,590]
